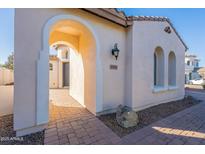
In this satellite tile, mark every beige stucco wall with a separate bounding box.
[14,8,126,134]
[69,48,84,106]
[58,60,63,88]
[126,21,186,111]
[98,20,126,112]
[50,31,79,50]
[0,86,13,116]
[14,8,186,136]
[49,59,59,88]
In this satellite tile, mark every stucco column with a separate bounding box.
[164,52,169,88]
[14,9,48,136]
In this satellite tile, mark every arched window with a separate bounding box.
[168,51,176,86]
[154,47,164,87]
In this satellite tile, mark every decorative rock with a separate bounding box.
[116,105,139,128]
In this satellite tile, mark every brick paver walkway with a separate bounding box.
[45,89,205,145]
[44,89,120,145]
[119,90,205,145]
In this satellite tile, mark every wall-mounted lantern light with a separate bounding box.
[112,43,120,60]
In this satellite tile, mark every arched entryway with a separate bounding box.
[36,15,103,125]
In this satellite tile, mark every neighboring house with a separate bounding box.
[185,53,201,83]
[49,44,70,88]
[14,8,187,136]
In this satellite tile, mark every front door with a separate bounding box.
[63,62,70,87]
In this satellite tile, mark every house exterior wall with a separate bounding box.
[14,8,126,135]
[14,8,186,136]
[96,18,126,112]
[49,47,70,89]
[127,21,186,111]
[49,60,59,88]
[124,26,133,108]
[69,47,84,106]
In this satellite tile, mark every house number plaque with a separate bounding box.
[110,65,118,70]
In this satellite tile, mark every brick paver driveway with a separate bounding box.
[44,89,120,145]
[45,89,205,145]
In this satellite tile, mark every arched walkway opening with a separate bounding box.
[49,41,84,104]
[36,15,103,125]
[48,18,96,110]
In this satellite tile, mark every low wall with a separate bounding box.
[0,86,13,116]
[0,67,14,85]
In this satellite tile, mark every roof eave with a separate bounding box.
[81,8,132,27]
[81,9,188,51]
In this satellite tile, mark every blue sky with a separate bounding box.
[0,8,205,66]
[0,9,14,64]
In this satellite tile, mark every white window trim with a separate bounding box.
[168,85,178,91]
[153,85,178,93]
[152,86,168,93]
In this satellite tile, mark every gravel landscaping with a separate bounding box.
[0,114,44,145]
[98,96,201,137]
